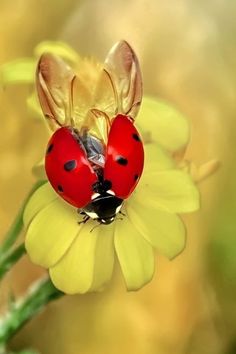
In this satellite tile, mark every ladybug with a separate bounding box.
[36,41,144,225]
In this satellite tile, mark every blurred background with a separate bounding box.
[0,0,235,353]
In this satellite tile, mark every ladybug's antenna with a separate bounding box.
[119,210,126,217]
[115,217,123,222]
[78,215,90,225]
[90,222,102,233]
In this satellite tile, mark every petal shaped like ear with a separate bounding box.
[36,53,75,130]
[92,40,142,120]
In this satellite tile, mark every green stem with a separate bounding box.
[0,180,46,259]
[0,277,63,344]
[0,244,26,281]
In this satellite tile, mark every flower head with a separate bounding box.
[11,41,199,294]
[24,143,199,294]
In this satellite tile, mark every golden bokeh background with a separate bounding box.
[0,0,235,353]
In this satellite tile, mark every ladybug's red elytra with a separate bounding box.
[36,41,144,225]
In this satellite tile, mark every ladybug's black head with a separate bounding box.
[82,192,123,224]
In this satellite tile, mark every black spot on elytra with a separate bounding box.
[116,156,128,166]
[132,133,141,142]
[64,160,77,171]
[134,174,139,181]
[58,185,64,193]
[46,143,53,154]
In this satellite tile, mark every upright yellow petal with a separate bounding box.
[50,221,115,294]
[138,96,189,151]
[114,217,155,291]
[144,143,175,172]
[31,158,47,180]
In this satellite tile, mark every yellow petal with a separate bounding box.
[23,182,57,226]
[114,217,155,291]
[187,159,220,183]
[144,143,175,173]
[138,96,189,151]
[50,221,115,294]
[34,41,80,64]
[27,92,44,119]
[89,223,115,292]
[126,199,186,260]
[25,198,80,268]
[0,58,36,86]
[139,170,200,213]
[32,158,47,180]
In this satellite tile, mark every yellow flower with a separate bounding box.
[23,105,199,294]
[1,41,199,294]
[23,101,199,294]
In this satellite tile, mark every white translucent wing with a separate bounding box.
[86,40,142,143]
[91,68,117,118]
[71,74,93,130]
[93,40,142,119]
[36,53,74,130]
[36,41,142,139]
[105,40,142,118]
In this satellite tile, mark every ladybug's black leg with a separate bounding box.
[119,210,126,217]
[77,209,86,215]
[78,215,90,225]
[90,222,102,233]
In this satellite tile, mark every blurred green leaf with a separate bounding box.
[9,350,39,354]
[0,59,36,86]
[208,197,236,282]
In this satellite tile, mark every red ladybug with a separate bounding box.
[36,41,144,224]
